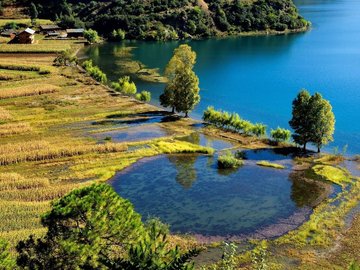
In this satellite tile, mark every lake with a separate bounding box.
[110,144,336,239]
[81,0,360,155]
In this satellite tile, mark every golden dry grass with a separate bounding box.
[0,140,128,165]
[0,173,50,191]
[0,122,32,136]
[0,107,12,121]
[0,84,59,99]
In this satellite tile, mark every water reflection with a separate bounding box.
[111,147,335,237]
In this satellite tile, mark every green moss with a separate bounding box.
[312,165,351,186]
[257,161,285,169]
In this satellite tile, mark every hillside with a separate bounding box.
[3,0,309,40]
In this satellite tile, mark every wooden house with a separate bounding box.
[66,28,84,38]
[9,28,35,44]
[39,24,61,34]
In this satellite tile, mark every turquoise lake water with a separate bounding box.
[82,0,360,155]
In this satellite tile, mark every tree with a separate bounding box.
[29,2,38,25]
[160,44,200,117]
[16,183,197,270]
[84,29,100,44]
[16,183,144,269]
[0,239,16,270]
[289,90,312,150]
[289,90,335,152]
[308,93,335,152]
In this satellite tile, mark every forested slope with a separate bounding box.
[4,0,309,40]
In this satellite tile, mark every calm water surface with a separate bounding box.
[111,147,334,237]
[82,0,360,155]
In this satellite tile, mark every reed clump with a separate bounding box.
[0,84,60,100]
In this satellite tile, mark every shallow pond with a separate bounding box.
[111,147,335,240]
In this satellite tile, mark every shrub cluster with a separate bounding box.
[111,76,137,95]
[271,127,292,142]
[81,60,107,84]
[135,90,151,102]
[218,151,243,169]
[203,106,267,137]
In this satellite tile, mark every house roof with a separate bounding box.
[23,28,35,35]
[0,29,17,36]
[40,24,61,30]
[66,28,84,34]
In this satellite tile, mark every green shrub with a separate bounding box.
[81,60,107,83]
[271,127,291,142]
[218,151,243,169]
[203,106,267,137]
[135,90,151,102]
[112,76,137,95]
[84,29,100,44]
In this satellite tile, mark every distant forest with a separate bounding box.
[9,0,309,40]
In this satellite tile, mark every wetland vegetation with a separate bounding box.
[0,1,359,269]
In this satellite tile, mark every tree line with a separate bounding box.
[19,0,309,41]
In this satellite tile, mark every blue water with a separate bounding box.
[82,0,360,155]
[110,148,334,237]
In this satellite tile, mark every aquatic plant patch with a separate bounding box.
[257,161,285,169]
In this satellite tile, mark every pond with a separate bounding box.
[110,147,335,240]
[80,0,360,155]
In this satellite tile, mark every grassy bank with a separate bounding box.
[0,38,211,251]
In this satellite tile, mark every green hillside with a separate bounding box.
[3,0,309,40]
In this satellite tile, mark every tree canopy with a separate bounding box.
[160,44,200,117]
[289,89,335,152]
[16,183,197,270]
[17,0,309,40]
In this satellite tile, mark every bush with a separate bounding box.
[81,60,107,83]
[271,127,291,143]
[135,90,151,102]
[110,29,126,41]
[111,76,137,95]
[218,151,243,169]
[84,29,100,44]
[203,106,267,137]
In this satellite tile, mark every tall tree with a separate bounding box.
[16,184,197,270]
[16,184,144,269]
[29,2,38,25]
[160,44,200,117]
[289,90,312,150]
[308,93,335,152]
[289,90,335,152]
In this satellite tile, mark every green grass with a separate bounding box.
[218,151,243,169]
[0,44,70,53]
[257,160,285,169]
[312,164,351,185]
[0,19,52,27]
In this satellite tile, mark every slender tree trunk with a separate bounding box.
[317,146,321,153]
[303,142,307,152]
[185,112,189,118]
[172,107,175,114]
